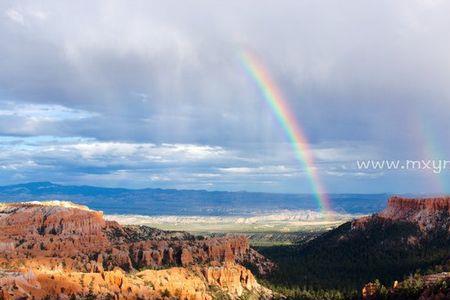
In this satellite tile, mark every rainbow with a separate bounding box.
[415,117,448,194]
[239,51,331,212]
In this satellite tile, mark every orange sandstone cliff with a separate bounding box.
[353,196,450,232]
[0,201,274,299]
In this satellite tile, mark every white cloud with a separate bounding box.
[0,101,96,121]
[149,175,171,182]
[314,145,378,162]
[30,10,47,20]
[0,160,38,170]
[219,165,294,175]
[61,142,230,164]
[5,8,24,25]
[325,170,384,178]
[0,137,234,168]
[4,7,48,25]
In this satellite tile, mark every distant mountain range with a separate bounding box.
[0,182,390,216]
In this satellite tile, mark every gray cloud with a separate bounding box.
[0,0,449,193]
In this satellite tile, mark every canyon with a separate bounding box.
[0,201,274,299]
[1,196,449,299]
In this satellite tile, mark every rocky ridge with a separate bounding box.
[352,196,450,233]
[0,201,274,299]
[357,196,450,299]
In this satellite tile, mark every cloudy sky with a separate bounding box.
[0,0,449,193]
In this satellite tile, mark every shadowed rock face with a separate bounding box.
[0,201,274,299]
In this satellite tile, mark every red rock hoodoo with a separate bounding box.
[0,201,274,299]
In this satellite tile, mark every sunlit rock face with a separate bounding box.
[352,196,450,232]
[0,201,274,299]
[379,196,450,231]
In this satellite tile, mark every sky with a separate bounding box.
[0,0,450,194]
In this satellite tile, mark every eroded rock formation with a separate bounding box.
[352,196,450,232]
[0,201,274,299]
[362,272,450,299]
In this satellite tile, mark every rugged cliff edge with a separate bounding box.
[258,196,450,297]
[0,201,274,299]
[358,197,450,299]
[353,196,450,233]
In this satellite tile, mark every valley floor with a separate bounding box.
[105,210,354,246]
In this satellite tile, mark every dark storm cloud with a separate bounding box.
[0,0,449,192]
